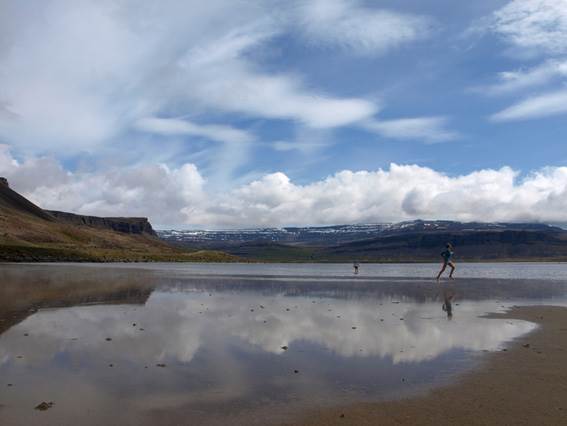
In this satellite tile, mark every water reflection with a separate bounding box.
[0,264,564,425]
[441,285,456,320]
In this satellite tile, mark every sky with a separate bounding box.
[2,0,567,228]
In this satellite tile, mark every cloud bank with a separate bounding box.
[3,146,567,227]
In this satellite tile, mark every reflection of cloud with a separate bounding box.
[0,291,535,367]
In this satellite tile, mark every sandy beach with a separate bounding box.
[297,305,567,426]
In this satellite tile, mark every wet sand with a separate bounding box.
[297,305,567,426]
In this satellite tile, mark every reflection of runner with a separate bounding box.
[436,243,455,281]
[442,287,455,319]
[353,262,360,275]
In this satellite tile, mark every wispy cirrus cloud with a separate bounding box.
[478,0,567,121]
[364,117,459,143]
[491,90,567,121]
[135,117,255,144]
[0,0,381,155]
[476,59,567,95]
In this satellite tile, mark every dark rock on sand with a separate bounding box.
[35,402,54,411]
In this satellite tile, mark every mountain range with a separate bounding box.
[158,221,567,262]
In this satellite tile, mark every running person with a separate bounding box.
[436,243,455,280]
[353,261,360,275]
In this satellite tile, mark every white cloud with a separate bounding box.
[272,140,328,153]
[0,0,384,156]
[491,0,567,55]
[478,60,567,95]
[2,293,534,367]
[0,145,205,225]
[5,147,567,227]
[491,90,567,121]
[364,117,458,143]
[135,117,255,144]
[295,0,433,55]
[478,1,567,121]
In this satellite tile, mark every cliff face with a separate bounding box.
[1,177,156,237]
[47,210,157,236]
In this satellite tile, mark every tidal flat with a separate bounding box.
[1,263,567,425]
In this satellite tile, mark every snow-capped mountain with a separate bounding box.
[157,220,561,247]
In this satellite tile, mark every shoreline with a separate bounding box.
[295,305,567,425]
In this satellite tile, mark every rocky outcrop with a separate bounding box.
[47,210,157,236]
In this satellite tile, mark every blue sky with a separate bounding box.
[2,0,567,228]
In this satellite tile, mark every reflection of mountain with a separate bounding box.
[0,267,154,335]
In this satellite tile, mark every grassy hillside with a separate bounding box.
[0,181,241,262]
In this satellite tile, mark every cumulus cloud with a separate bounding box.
[4,146,567,227]
[295,0,433,55]
[364,117,458,143]
[0,145,205,224]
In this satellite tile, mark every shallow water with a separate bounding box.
[1,263,567,425]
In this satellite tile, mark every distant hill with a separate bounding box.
[0,178,240,262]
[158,220,567,262]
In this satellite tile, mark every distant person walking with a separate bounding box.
[436,243,455,280]
[353,261,360,275]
